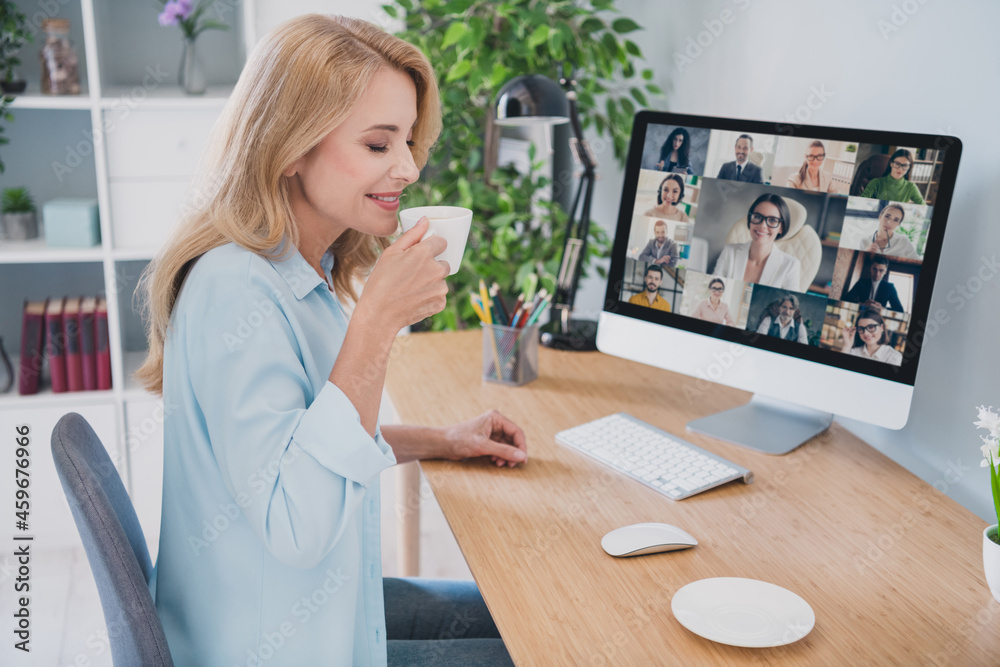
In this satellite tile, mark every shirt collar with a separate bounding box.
[268,238,337,300]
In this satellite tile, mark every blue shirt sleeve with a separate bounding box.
[179,257,396,569]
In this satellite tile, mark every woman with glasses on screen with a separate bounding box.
[860,148,925,204]
[786,140,839,194]
[840,310,903,366]
[691,277,734,325]
[655,127,693,174]
[712,193,801,291]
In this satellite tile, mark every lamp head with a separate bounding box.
[495,74,570,127]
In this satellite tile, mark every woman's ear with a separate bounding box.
[283,158,301,178]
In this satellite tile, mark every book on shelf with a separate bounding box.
[46,298,68,393]
[18,300,48,395]
[80,296,98,391]
[64,296,84,392]
[96,296,111,390]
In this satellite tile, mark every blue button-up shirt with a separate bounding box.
[154,242,396,666]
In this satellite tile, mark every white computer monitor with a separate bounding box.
[597,112,962,454]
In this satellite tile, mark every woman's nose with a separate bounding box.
[393,147,421,184]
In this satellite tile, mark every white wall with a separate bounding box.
[574,0,998,521]
[256,0,1000,521]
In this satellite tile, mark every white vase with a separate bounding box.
[179,37,207,95]
[983,525,1000,603]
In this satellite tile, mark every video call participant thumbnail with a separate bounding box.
[840,309,903,366]
[713,193,801,291]
[642,174,690,222]
[860,148,925,204]
[842,255,904,312]
[638,219,681,267]
[656,127,693,174]
[755,293,809,344]
[628,264,672,311]
[717,134,763,183]
[690,277,734,326]
[865,202,919,259]
[786,140,839,194]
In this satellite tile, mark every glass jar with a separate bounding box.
[39,18,81,95]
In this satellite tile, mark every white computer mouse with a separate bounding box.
[601,522,698,557]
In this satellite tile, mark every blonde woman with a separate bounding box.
[786,140,839,193]
[138,15,523,667]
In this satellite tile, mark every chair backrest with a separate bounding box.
[51,413,173,667]
[850,153,890,196]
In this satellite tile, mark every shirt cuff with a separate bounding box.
[293,381,396,488]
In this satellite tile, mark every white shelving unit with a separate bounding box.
[0,0,256,547]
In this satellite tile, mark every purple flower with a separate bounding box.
[157,0,193,27]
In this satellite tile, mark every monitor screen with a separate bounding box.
[597,111,961,444]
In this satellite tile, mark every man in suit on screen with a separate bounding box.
[842,255,905,312]
[717,134,763,183]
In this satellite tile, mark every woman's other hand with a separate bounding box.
[442,410,527,468]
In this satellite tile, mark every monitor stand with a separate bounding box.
[686,394,833,455]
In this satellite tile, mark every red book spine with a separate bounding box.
[96,297,111,390]
[63,298,83,392]
[18,300,48,396]
[46,298,68,393]
[80,297,97,391]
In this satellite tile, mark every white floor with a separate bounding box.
[0,466,471,666]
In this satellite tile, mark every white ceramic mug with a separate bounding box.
[398,206,473,276]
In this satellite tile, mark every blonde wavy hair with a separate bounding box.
[136,14,442,395]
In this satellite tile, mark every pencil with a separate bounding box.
[478,279,493,325]
[469,293,487,322]
[524,294,551,327]
[479,280,503,379]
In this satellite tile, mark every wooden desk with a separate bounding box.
[385,330,999,665]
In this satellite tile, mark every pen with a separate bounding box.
[508,293,525,326]
[490,283,509,325]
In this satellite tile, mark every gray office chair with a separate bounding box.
[51,412,173,667]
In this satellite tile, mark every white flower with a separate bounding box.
[982,435,1000,468]
[974,405,1000,439]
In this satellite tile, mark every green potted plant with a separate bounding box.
[384,0,661,329]
[0,1,33,94]
[1,186,37,240]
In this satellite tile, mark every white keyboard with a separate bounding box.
[556,413,754,500]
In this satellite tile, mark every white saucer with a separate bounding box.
[671,577,815,648]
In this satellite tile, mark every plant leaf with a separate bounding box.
[612,18,641,34]
[441,21,468,49]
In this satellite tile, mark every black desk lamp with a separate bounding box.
[495,74,598,351]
